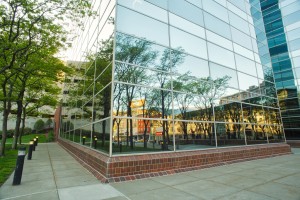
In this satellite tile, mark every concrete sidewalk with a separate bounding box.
[0,143,125,200]
[1,143,300,200]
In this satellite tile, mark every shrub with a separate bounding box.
[34,119,45,132]
[23,127,32,135]
[46,130,55,142]
[6,129,15,138]
[45,118,53,128]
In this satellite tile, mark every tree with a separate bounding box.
[0,0,92,156]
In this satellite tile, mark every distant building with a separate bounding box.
[259,0,300,139]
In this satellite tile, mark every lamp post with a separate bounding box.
[82,136,86,145]
[27,141,34,160]
[35,136,39,146]
[13,146,26,185]
[93,137,97,149]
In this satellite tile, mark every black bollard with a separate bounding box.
[119,143,122,152]
[33,138,37,149]
[93,138,97,149]
[13,146,26,185]
[31,140,36,151]
[35,136,39,146]
[27,141,34,160]
[82,136,86,145]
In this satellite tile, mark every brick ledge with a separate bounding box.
[58,138,291,183]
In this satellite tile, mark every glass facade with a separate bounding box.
[258,0,300,138]
[60,0,286,157]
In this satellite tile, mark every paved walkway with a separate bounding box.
[1,143,300,200]
[0,143,125,200]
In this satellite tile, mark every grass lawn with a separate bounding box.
[0,134,48,186]
[5,134,47,144]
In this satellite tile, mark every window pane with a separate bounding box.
[210,62,239,89]
[116,6,168,46]
[235,54,257,77]
[204,12,231,40]
[170,27,207,59]
[208,42,235,69]
[169,0,204,27]
[169,13,205,39]
[118,0,167,22]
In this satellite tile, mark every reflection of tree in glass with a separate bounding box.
[154,49,185,150]
[93,38,113,146]
[115,33,158,149]
[193,76,230,143]
[173,73,196,140]
[137,86,157,148]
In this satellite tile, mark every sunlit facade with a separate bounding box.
[60,0,286,157]
[258,0,300,139]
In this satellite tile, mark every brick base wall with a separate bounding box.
[58,138,291,183]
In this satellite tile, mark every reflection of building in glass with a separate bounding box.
[258,0,300,139]
[58,0,289,178]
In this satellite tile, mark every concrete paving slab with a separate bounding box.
[130,186,204,200]
[55,174,99,189]
[217,190,275,200]
[0,178,56,199]
[173,179,241,200]
[21,171,54,182]
[238,169,285,181]
[111,179,166,196]
[54,168,92,178]
[205,164,246,174]
[208,173,245,185]
[150,173,199,186]
[184,168,223,179]
[274,173,300,187]
[58,184,124,200]
[222,176,266,189]
[0,190,59,200]
[248,181,300,200]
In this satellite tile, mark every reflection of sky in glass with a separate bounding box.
[175,55,209,79]
[62,0,115,61]
[116,5,168,46]
[170,27,207,59]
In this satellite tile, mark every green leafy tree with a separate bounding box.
[0,0,91,156]
[34,119,45,132]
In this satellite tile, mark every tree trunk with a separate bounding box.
[19,107,26,145]
[0,109,9,156]
[127,101,134,150]
[161,90,167,150]
[126,118,129,146]
[12,100,23,149]
[1,77,14,156]
[117,121,120,145]
[143,120,147,148]
[102,120,106,146]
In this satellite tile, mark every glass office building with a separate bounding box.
[258,0,300,139]
[60,0,286,157]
